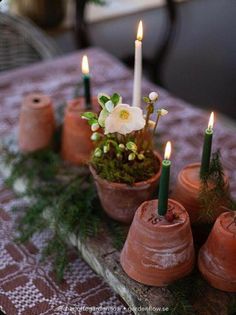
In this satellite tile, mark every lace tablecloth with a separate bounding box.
[0,47,235,315]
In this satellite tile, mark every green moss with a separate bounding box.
[91,151,160,184]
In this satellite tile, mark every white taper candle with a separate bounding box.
[132,20,143,107]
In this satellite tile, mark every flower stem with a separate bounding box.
[144,103,152,132]
[153,113,161,135]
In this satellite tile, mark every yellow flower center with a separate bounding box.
[119,110,130,120]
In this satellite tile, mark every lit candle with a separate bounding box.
[158,141,172,216]
[200,112,214,178]
[81,55,91,109]
[132,20,143,108]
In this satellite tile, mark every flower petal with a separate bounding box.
[98,109,109,127]
[104,103,145,135]
[105,100,114,113]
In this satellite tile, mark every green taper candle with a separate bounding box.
[82,55,91,110]
[158,141,172,216]
[200,112,214,178]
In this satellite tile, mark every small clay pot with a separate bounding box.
[198,212,236,292]
[61,96,98,165]
[171,163,229,224]
[89,151,162,224]
[120,198,195,286]
[19,93,55,152]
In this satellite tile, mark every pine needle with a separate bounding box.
[198,150,234,222]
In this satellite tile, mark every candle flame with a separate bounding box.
[164,141,171,160]
[82,55,89,75]
[208,112,214,130]
[136,20,143,41]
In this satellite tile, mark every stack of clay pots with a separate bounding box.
[61,96,98,165]
[120,198,236,292]
[19,93,55,152]
[120,198,195,286]
[19,94,97,165]
[19,94,236,292]
[171,162,229,224]
[198,211,236,292]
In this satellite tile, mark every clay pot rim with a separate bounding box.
[178,162,200,190]
[67,96,98,114]
[137,198,189,231]
[23,93,51,110]
[89,150,162,189]
[179,162,229,190]
[217,211,236,237]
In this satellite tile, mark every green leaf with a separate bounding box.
[111,93,121,106]
[81,112,97,120]
[88,119,98,126]
[97,93,110,108]
[143,96,150,103]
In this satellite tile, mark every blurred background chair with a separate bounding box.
[0,11,61,72]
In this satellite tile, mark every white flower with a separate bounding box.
[91,123,99,131]
[105,100,114,113]
[149,92,159,101]
[158,108,168,116]
[104,104,145,135]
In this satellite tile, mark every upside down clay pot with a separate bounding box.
[61,96,98,165]
[89,151,162,224]
[19,93,55,152]
[171,163,229,224]
[198,212,236,292]
[120,198,195,286]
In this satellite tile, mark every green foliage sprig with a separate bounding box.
[2,144,128,280]
[198,150,234,222]
[2,147,101,280]
[163,270,205,315]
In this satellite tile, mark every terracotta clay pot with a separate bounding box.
[19,93,55,152]
[171,163,229,224]
[198,212,236,292]
[61,96,98,165]
[89,151,162,224]
[120,198,195,286]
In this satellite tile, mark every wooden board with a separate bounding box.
[0,133,234,315]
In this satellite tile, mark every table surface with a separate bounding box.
[0,47,235,315]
